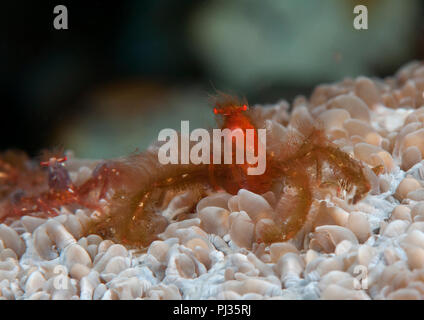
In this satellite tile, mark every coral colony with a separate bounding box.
[1,62,424,299]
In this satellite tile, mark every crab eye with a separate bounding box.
[213,108,218,114]
[242,104,248,111]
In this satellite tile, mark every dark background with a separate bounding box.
[2,0,424,158]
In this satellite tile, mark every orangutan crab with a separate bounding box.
[0,93,373,248]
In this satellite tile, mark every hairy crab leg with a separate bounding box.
[85,154,217,247]
[271,169,313,242]
[314,144,371,204]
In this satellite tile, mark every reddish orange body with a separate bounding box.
[210,94,272,195]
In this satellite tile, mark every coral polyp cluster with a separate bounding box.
[1,62,424,299]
